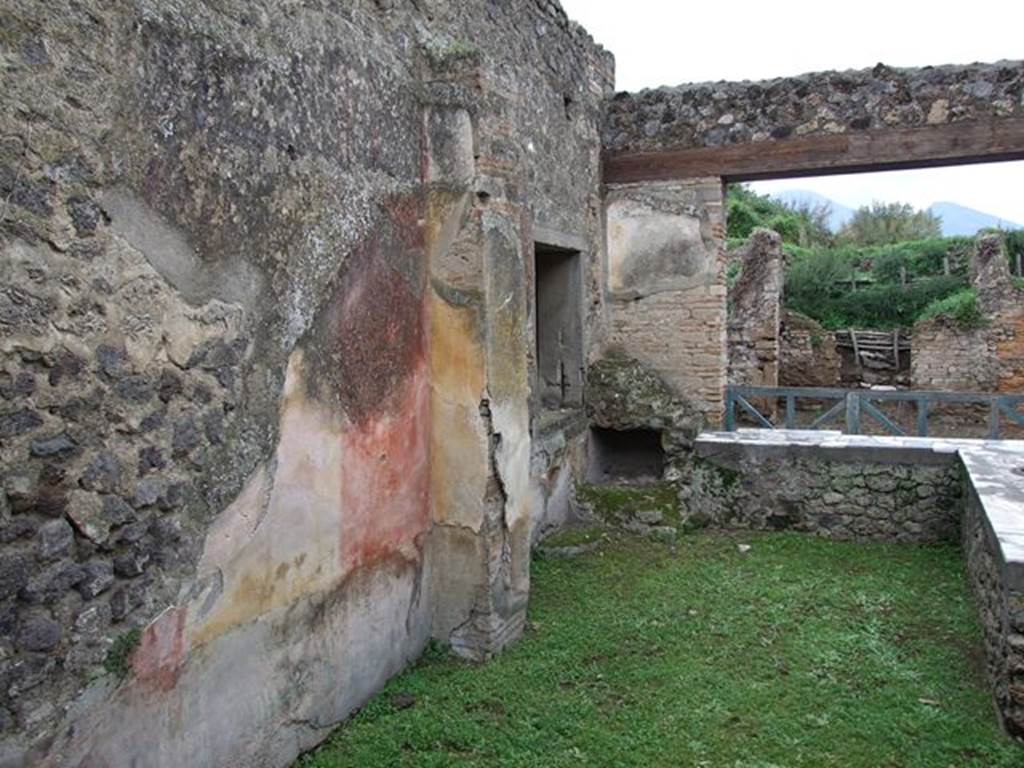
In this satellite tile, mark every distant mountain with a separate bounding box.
[768,190,854,232]
[767,191,1023,237]
[927,202,1023,237]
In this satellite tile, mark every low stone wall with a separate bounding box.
[684,436,961,542]
[963,481,1024,736]
[779,310,841,389]
[958,444,1024,737]
[688,430,1024,737]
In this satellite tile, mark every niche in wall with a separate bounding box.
[586,427,665,483]
[534,242,584,411]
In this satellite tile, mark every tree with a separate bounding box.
[838,201,941,246]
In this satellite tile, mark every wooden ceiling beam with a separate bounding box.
[603,117,1024,184]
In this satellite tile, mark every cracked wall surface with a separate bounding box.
[0,1,611,765]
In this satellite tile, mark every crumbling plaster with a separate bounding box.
[4,1,1024,765]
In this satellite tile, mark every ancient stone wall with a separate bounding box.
[604,61,1024,155]
[603,179,727,419]
[684,449,961,543]
[779,310,842,389]
[912,235,1024,392]
[727,229,783,389]
[912,319,996,391]
[963,481,1024,737]
[0,1,612,765]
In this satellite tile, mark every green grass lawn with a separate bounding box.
[298,531,1021,767]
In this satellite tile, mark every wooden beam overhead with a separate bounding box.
[603,117,1024,184]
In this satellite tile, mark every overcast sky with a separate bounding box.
[560,0,1024,225]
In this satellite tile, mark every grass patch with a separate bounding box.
[298,532,1017,767]
[538,525,609,549]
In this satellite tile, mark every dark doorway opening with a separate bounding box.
[586,427,664,483]
[534,242,583,411]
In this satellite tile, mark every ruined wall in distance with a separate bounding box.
[912,235,1024,393]
[727,228,783,389]
[779,310,841,389]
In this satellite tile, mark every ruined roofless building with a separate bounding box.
[1,1,1023,765]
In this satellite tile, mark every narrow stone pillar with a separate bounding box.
[423,51,530,660]
[972,233,1015,313]
[726,227,783,390]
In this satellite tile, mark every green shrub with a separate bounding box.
[786,254,964,329]
[725,259,741,288]
[872,250,905,283]
[104,628,142,680]
[726,198,765,241]
[917,288,985,330]
[1006,230,1024,275]
[725,185,832,247]
[766,213,801,244]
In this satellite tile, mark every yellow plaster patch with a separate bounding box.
[429,293,489,530]
[188,351,346,647]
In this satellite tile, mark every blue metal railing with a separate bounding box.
[723,385,1024,439]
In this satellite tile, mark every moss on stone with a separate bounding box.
[577,481,680,525]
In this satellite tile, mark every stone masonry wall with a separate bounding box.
[913,235,1024,393]
[779,310,842,389]
[963,481,1024,737]
[912,318,996,391]
[0,1,612,765]
[684,452,962,543]
[604,60,1024,154]
[604,179,727,419]
[727,228,783,389]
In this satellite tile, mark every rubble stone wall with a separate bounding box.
[779,310,842,389]
[684,449,961,543]
[912,235,1024,393]
[0,1,612,765]
[727,229,783,389]
[604,60,1024,155]
[963,481,1024,737]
